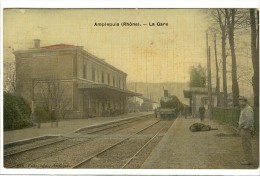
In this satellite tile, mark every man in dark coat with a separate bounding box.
[199,104,206,122]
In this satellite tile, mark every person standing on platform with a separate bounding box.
[238,96,254,165]
[199,104,206,122]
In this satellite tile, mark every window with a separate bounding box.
[118,77,121,88]
[113,76,115,87]
[102,71,104,83]
[107,74,110,85]
[83,64,86,79]
[92,67,95,81]
[96,68,99,82]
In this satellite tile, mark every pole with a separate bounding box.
[214,33,220,106]
[147,86,148,98]
[207,46,213,119]
[206,32,213,118]
[134,83,137,102]
[31,79,36,126]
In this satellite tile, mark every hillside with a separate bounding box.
[127,82,190,105]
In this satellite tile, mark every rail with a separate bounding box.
[72,120,161,168]
[121,122,167,168]
[5,115,152,168]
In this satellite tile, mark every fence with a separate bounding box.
[212,107,259,135]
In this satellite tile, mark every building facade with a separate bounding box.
[13,39,139,118]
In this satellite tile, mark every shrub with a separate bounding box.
[35,106,50,122]
[4,92,33,131]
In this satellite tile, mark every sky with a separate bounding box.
[3,9,208,83]
[3,8,254,97]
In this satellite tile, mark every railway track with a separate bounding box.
[72,120,162,168]
[4,137,67,157]
[21,118,160,168]
[75,115,145,134]
[4,114,153,168]
[4,114,175,169]
[72,120,173,169]
[121,124,166,169]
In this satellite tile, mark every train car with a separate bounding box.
[157,90,183,120]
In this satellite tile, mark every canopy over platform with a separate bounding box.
[183,90,192,99]
[183,87,214,99]
[78,83,142,97]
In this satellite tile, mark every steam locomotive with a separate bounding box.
[157,90,184,120]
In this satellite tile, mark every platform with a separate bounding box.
[3,112,151,145]
[141,116,259,169]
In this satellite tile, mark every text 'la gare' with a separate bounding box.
[149,22,168,26]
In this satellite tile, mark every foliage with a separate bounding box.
[189,64,207,87]
[34,106,50,123]
[3,60,16,93]
[4,92,33,131]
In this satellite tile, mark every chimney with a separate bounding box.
[34,39,41,48]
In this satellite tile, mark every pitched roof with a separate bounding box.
[41,44,76,49]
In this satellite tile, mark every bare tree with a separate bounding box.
[250,9,259,107]
[225,9,241,107]
[39,78,72,125]
[208,9,228,107]
[208,9,250,107]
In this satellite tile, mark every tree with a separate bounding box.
[4,92,33,130]
[189,64,207,87]
[208,9,228,106]
[250,9,259,107]
[4,60,16,93]
[225,9,240,107]
[39,78,72,126]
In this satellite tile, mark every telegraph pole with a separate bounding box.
[31,79,36,126]
[32,80,35,110]
[214,33,220,106]
[206,33,213,118]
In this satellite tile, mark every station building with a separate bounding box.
[13,39,140,118]
[183,87,217,117]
